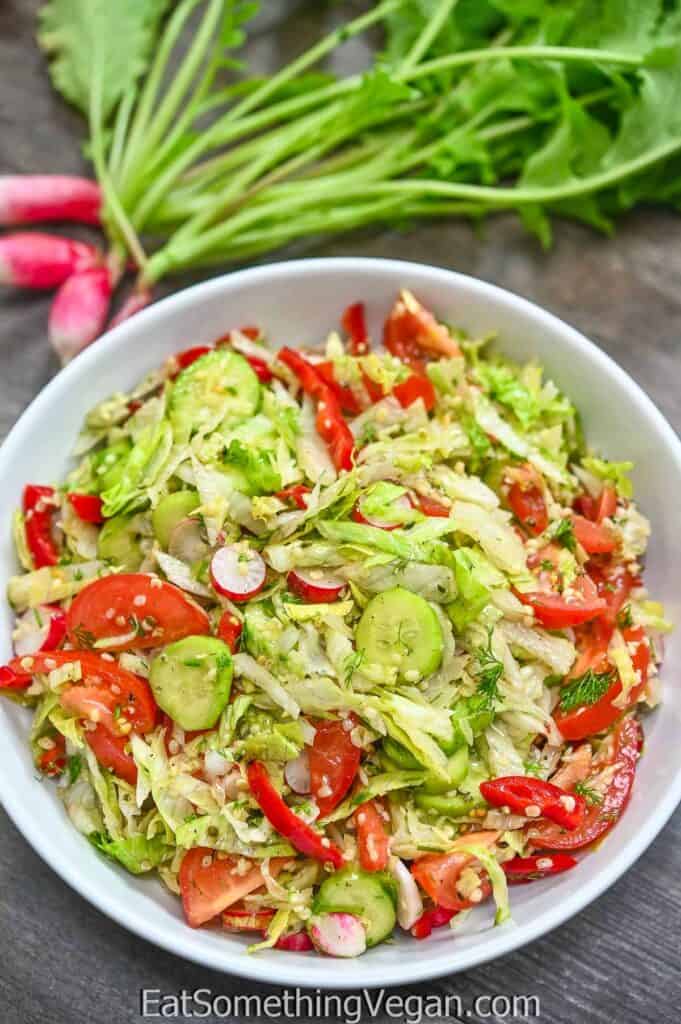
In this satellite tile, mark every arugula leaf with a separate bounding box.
[38,0,172,120]
[559,667,616,712]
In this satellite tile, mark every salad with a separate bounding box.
[1,292,670,957]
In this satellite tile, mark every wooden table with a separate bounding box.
[1,3,679,1022]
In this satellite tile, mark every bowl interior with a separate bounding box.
[1,258,680,988]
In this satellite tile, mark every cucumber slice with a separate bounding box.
[414,792,476,817]
[152,490,199,548]
[97,513,148,570]
[355,587,443,680]
[382,737,421,770]
[420,746,469,794]
[169,350,260,439]
[149,636,233,730]
[312,867,397,948]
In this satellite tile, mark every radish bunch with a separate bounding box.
[0,175,151,364]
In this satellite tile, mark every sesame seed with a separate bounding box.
[536,858,554,870]
[321,837,331,848]
[469,888,484,904]
[560,795,576,813]
[133,594,147,607]
[524,804,542,818]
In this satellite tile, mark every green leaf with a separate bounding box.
[559,667,616,712]
[90,832,172,874]
[38,0,173,120]
[582,456,634,498]
[223,439,282,494]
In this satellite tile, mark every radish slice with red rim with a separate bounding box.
[351,493,412,531]
[284,751,311,794]
[13,604,67,657]
[210,544,267,602]
[287,569,345,603]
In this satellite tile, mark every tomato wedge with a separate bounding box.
[9,649,158,733]
[589,561,637,625]
[179,847,283,928]
[66,574,210,651]
[384,291,461,372]
[506,464,548,536]
[354,800,390,872]
[309,715,361,817]
[411,831,499,912]
[529,717,642,851]
[572,515,616,555]
[86,725,138,785]
[575,485,617,523]
[554,626,649,741]
[516,574,606,629]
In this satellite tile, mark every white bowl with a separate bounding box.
[1,258,680,989]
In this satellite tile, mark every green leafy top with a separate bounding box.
[559,667,616,712]
[38,0,172,119]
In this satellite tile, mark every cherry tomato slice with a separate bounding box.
[66,574,210,651]
[572,515,616,554]
[411,832,499,911]
[411,905,457,939]
[554,626,649,741]
[516,574,606,629]
[507,464,548,536]
[86,725,138,785]
[502,852,578,883]
[529,717,642,851]
[354,800,390,872]
[480,777,586,830]
[179,847,281,928]
[309,716,361,818]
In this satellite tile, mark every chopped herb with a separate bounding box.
[523,760,544,777]
[574,781,603,806]
[474,630,503,708]
[72,625,96,649]
[541,559,555,572]
[67,754,82,785]
[553,517,576,553]
[559,668,616,713]
[617,605,634,629]
[342,649,364,686]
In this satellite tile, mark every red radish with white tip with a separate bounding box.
[0,233,98,289]
[49,266,113,363]
[308,913,367,958]
[284,751,311,795]
[210,544,266,602]
[0,175,101,226]
[13,605,67,657]
[287,569,345,603]
[351,492,412,530]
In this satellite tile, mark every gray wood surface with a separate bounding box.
[1,3,680,1022]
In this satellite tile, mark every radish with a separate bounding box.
[287,569,345,603]
[352,493,412,530]
[48,266,113,363]
[0,175,101,226]
[210,544,267,602]
[284,751,311,794]
[308,913,367,958]
[276,931,314,952]
[0,233,98,289]
[390,857,423,930]
[12,605,67,657]
[109,286,153,328]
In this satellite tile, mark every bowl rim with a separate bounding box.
[2,256,681,989]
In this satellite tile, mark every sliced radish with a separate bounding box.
[210,544,267,602]
[352,493,412,530]
[13,604,67,657]
[204,750,231,780]
[168,518,210,564]
[390,857,424,930]
[287,569,345,603]
[284,751,311,794]
[309,913,367,958]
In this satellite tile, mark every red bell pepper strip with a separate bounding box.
[316,361,364,415]
[245,354,273,383]
[216,611,243,653]
[410,905,457,940]
[246,760,344,868]
[275,484,311,509]
[529,717,643,851]
[23,484,60,568]
[67,492,104,524]
[502,852,577,884]
[342,301,369,356]
[278,348,355,471]
[480,776,586,831]
[0,665,32,689]
[169,345,212,377]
